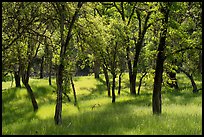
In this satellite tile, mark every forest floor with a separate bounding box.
[2,73,202,135]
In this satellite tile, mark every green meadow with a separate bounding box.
[2,73,202,135]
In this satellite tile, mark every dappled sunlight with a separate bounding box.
[2,73,202,135]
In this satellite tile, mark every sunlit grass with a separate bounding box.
[2,73,202,135]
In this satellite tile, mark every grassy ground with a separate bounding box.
[2,73,202,135]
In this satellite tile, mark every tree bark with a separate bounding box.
[152,3,170,115]
[54,63,63,125]
[138,72,147,95]
[118,72,122,95]
[102,64,111,97]
[94,57,100,79]
[112,73,116,103]
[54,2,83,125]
[22,63,38,112]
[178,67,198,93]
[14,71,21,88]
[70,76,77,106]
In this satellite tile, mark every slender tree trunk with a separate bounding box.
[152,3,170,115]
[70,76,77,105]
[22,64,38,112]
[118,72,122,95]
[126,46,133,94]
[24,83,38,111]
[102,64,111,97]
[178,68,198,93]
[112,73,116,103]
[138,72,147,95]
[54,2,83,125]
[49,55,52,86]
[94,58,100,79]
[40,56,44,79]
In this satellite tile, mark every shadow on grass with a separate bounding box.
[7,97,202,135]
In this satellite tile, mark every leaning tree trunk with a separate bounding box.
[152,3,170,115]
[102,64,111,97]
[70,76,77,106]
[22,63,38,112]
[138,72,147,95]
[178,67,198,93]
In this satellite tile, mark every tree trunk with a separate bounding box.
[48,56,52,86]
[112,73,116,103]
[24,83,38,111]
[178,68,198,93]
[126,46,133,94]
[102,64,111,97]
[22,61,38,112]
[54,63,64,125]
[40,56,44,79]
[54,2,83,125]
[152,3,170,115]
[14,71,21,88]
[70,76,77,106]
[118,72,122,95]
[94,57,100,79]
[138,72,147,95]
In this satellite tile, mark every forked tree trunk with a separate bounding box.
[138,72,147,95]
[22,66,38,112]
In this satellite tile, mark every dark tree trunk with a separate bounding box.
[24,83,38,111]
[152,3,170,115]
[126,46,133,94]
[14,71,21,88]
[40,56,44,79]
[118,72,122,95]
[178,68,198,93]
[94,58,100,79]
[152,48,165,115]
[54,2,83,125]
[131,40,143,95]
[22,60,38,112]
[138,72,147,95]
[54,63,64,125]
[70,76,77,106]
[48,56,52,86]
[112,74,116,103]
[102,64,111,97]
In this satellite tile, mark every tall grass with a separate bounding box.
[2,73,202,135]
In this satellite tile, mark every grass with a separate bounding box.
[2,73,202,135]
